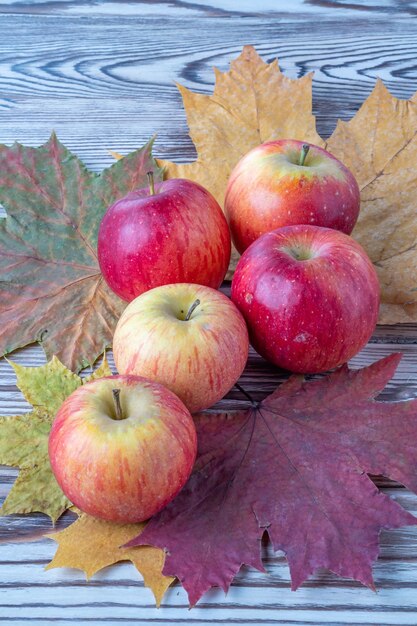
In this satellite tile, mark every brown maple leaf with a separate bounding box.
[160,45,323,274]
[129,354,417,606]
[326,80,417,323]
[0,134,163,372]
[158,46,417,321]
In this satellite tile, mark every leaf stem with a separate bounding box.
[185,299,201,321]
[299,144,310,166]
[147,171,155,195]
[235,383,257,406]
[112,388,123,420]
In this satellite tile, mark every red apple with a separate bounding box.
[48,375,197,523]
[231,225,379,374]
[98,175,231,302]
[225,139,360,254]
[113,283,249,412]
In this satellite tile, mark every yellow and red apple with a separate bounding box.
[113,283,249,412]
[48,375,197,523]
[225,139,360,254]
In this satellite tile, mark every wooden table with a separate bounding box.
[1,1,417,624]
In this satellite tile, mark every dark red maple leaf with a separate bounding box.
[128,354,417,605]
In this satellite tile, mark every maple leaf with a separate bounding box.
[129,354,417,606]
[160,45,323,275]
[144,45,416,320]
[326,80,417,324]
[0,354,112,521]
[45,511,174,607]
[0,133,163,372]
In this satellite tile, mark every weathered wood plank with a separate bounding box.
[0,490,416,624]
[0,6,415,172]
[1,510,417,625]
[0,0,415,18]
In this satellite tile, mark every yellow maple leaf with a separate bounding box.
[159,45,323,274]
[326,80,417,323]
[45,512,174,607]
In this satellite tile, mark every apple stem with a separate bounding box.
[112,388,123,420]
[147,171,155,196]
[235,382,257,407]
[185,299,201,321]
[299,144,310,166]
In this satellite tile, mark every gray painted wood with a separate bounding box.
[1,0,417,623]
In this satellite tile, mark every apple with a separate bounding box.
[98,174,231,302]
[113,283,249,412]
[231,224,379,374]
[224,139,360,254]
[48,375,197,523]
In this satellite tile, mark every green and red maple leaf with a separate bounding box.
[0,134,163,372]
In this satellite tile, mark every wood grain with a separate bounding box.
[1,1,417,624]
[0,1,415,171]
[1,493,417,625]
